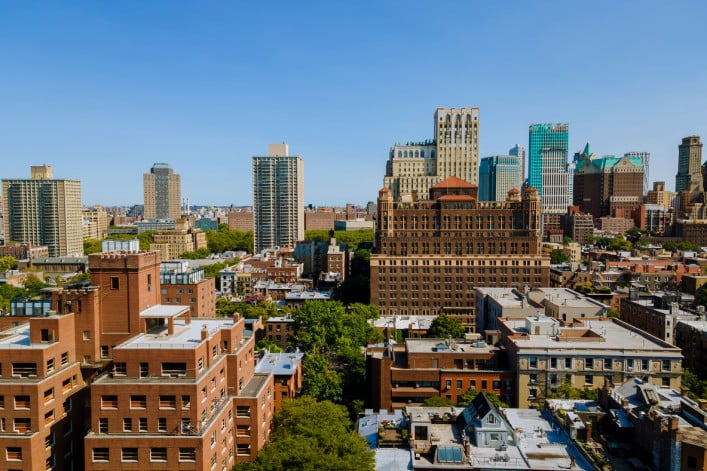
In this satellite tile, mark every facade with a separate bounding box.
[528,124,570,214]
[0,244,49,263]
[252,144,304,253]
[264,316,295,350]
[143,163,181,220]
[675,136,704,216]
[478,155,522,202]
[646,181,678,211]
[620,296,702,344]
[563,207,595,244]
[2,165,83,257]
[84,311,274,469]
[227,209,254,233]
[632,203,673,235]
[160,261,216,317]
[0,314,88,471]
[82,205,109,241]
[371,177,549,331]
[254,351,303,410]
[383,107,480,200]
[366,338,515,410]
[624,151,650,195]
[573,144,644,219]
[499,315,683,408]
[150,219,207,260]
[509,144,526,185]
[674,319,707,380]
[304,208,337,231]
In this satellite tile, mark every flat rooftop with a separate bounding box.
[139,304,190,318]
[255,352,303,376]
[502,318,680,353]
[405,338,496,355]
[0,321,59,349]
[115,318,233,350]
[373,315,436,330]
[239,372,271,397]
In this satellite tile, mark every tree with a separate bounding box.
[0,256,18,271]
[550,249,569,264]
[83,239,102,255]
[606,308,620,319]
[682,369,707,400]
[301,353,343,403]
[423,396,454,407]
[547,378,599,401]
[427,314,465,338]
[0,284,27,312]
[206,227,253,254]
[456,389,509,408]
[234,396,374,471]
[608,236,632,252]
[23,275,47,294]
[180,248,211,259]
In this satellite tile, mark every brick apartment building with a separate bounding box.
[371,177,550,331]
[366,338,515,410]
[0,247,277,469]
[160,261,217,317]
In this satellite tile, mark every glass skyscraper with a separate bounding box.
[528,124,570,213]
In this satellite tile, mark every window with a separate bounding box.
[161,362,187,376]
[181,395,191,409]
[585,358,594,370]
[139,418,147,432]
[61,352,69,365]
[100,346,110,358]
[492,380,501,390]
[139,362,148,377]
[604,358,612,370]
[236,424,251,436]
[83,331,90,341]
[46,358,54,373]
[529,357,538,368]
[122,448,138,462]
[41,329,50,342]
[91,448,107,462]
[44,410,54,425]
[626,359,634,370]
[159,395,176,409]
[101,395,118,409]
[662,377,671,387]
[236,444,251,456]
[12,363,37,377]
[14,418,30,433]
[44,388,54,403]
[0,396,4,409]
[236,405,250,417]
[445,379,451,390]
[481,380,487,390]
[662,360,671,371]
[150,448,167,462]
[565,357,572,369]
[110,277,119,289]
[123,418,132,432]
[63,398,72,414]
[7,447,22,461]
[642,359,649,370]
[585,375,594,385]
[14,395,30,409]
[550,357,557,369]
[114,362,126,375]
[179,448,196,462]
[529,374,538,385]
[147,274,152,292]
[98,418,108,433]
[45,432,55,448]
[158,418,167,432]
[130,395,146,409]
[487,414,495,424]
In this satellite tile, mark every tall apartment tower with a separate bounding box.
[143,163,181,220]
[528,124,570,214]
[2,165,83,257]
[509,144,526,184]
[252,144,304,253]
[479,155,522,201]
[383,107,479,200]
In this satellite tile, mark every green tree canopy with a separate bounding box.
[423,396,454,407]
[206,228,253,254]
[550,249,569,264]
[682,369,707,400]
[0,256,18,271]
[304,229,373,252]
[233,396,374,471]
[180,247,211,259]
[83,239,102,255]
[427,314,465,338]
[23,274,47,294]
[456,389,509,408]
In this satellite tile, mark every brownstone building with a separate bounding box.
[371,177,549,331]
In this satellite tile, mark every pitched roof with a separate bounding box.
[431,176,476,189]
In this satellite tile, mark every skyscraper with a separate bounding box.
[674,136,706,219]
[143,163,181,220]
[624,151,650,195]
[383,107,479,200]
[252,144,304,253]
[2,165,83,256]
[479,155,522,201]
[509,144,526,184]
[528,124,570,213]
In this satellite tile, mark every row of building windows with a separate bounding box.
[527,357,673,372]
[92,447,196,462]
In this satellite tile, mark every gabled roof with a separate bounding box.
[431,176,476,189]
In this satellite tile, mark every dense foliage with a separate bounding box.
[304,229,373,252]
[179,248,211,259]
[683,369,707,400]
[291,301,382,414]
[550,249,569,264]
[456,390,508,408]
[233,396,374,471]
[427,314,465,338]
[546,378,599,401]
[0,256,19,271]
[206,225,253,254]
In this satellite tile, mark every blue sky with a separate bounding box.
[1,1,706,207]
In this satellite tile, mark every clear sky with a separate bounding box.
[1,1,706,207]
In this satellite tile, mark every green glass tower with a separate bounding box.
[528,124,570,213]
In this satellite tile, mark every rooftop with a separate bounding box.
[255,351,303,376]
[115,317,233,350]
[139,304,190,319]
[239,372,271,397]
[405,338,496,355]
[372,315,436,331]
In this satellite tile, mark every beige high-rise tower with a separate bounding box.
[384,107,480,200]
[2,165,83,256]
[143,163,181,220]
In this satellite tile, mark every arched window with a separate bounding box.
[398,151,402,157]
[420,151,425,158]
[415,151,419,157]
[431,150,436,158]
[404,151,408,157]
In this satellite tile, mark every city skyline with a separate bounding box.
[1,2,706,207]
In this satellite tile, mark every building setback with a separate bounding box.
[371,177,549,331]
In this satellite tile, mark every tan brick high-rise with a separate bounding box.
[144,163,181,220]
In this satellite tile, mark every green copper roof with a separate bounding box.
[582,142,592,157]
